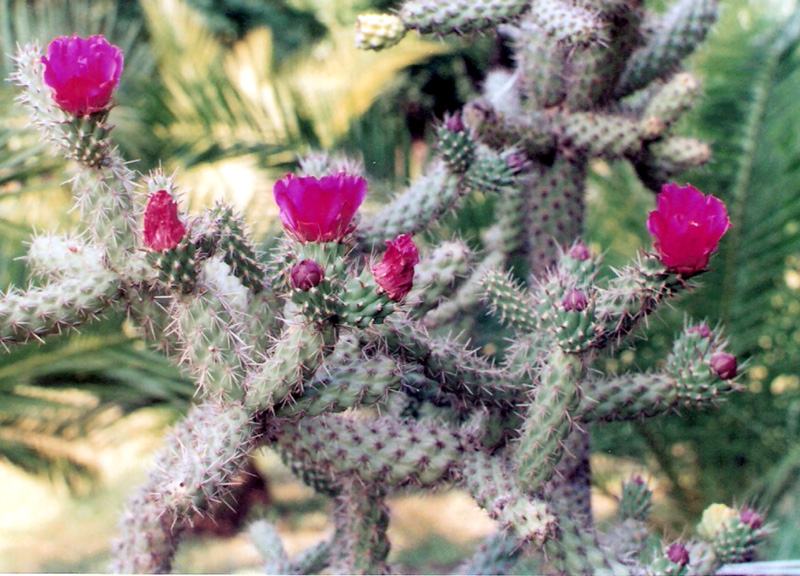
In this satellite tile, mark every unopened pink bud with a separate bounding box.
[739,508,763,530]
[445,112,465,133]
[291,259,324,291]
[710,352,737,380]
[568,241,591,261]
[562,289,589,312]
[666,543,690,566]
[688,323,712,338]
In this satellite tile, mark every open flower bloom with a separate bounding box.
[143,190,186,252]
[372,234,419,301]
[647,183,731,276]
[41,35,124,117]
[273,173,367,242]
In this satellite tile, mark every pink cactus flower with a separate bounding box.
[143,190,186,252]
[372,234,420,301]
[291,260,325,291]
[273,173,367,242]
[647,183,731,276]
[41,35,124,117]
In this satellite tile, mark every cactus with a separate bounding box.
[2,5,769,574]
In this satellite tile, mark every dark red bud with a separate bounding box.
[445,112,465,133]
[710,352,737,380]
[688,323,712,338]
[568,241,591,261]
[562,289,589,312]
[739,508,763,530]
[666,543,690,566]
[291,259,324,291]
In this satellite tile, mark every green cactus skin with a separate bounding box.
[528,0,607,45]
[149,238,202,293]
[616,0,719,97]
[211,205,267,292]
[357,163,460,248]
[329,482,391,575]
[514,19,569,108]
[641,72,701,129]
[710,517,767,565]
[25,234,106,281]
[249,520,292,575]
[462,449,557,545]
[465,101,555,158]
[619,477,652,521]
[437,122,477,174]
[243,314,326,411]
[288,539,332,575]
[685,540,717,576]
[547,513,633,576]
[277,333,401,417]
[272,414,467,488]
[647,549,689,576]
[482,270,539,333]
[635,136,711,192]
[407,240,471,317]
[339,269,396,328]
[464,147,518,195]
[516,348,582,492]
[0,269,118,347]
[557,111,662,159]
[601,518,651,565]
[455,532,523,575]
[399,0,530,34]
[111,400,255,573]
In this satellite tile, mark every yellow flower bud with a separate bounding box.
[355,14,407,51]
[697,503,737,540]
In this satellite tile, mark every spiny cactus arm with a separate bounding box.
[381,317,519,407]
[422,247,506,329]
[13,44,141,261]
[0,269,120,348]
[464,101,554,158]
[615,0,719,98]
[288,539,332,575]
[329,481,391,575]
[209,204,268,292]
[546,513,635,576]
[685,541,716,576]
[111,400,257,573]
[277,333,402,418]
[269,414,467,488]
[640,72,702,130]
[406,240,472,319]
[243,312,327,412]
[453,532,523,575]
[634,136,712,192]
[527,0,607,45]
[557,111,664,159]
[515,348,583,492]
[167,262,253,397]
[249,520,292,575]
[461,449,558,546]
[696,505,769,567]
[398,0,530,36]
[24,233,106,280]
[598,478,653,564]
[481,269,539,333]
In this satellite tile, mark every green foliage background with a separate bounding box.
[0,0,799,568]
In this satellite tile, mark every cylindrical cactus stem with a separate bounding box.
[398,0,530,35]
[406,240,471,317]
[357,162,459,249]
[641,72,701,130]
[355,13,408,51]
[210,204,267,292]
[289,539,332,575]
[543,430,594,520]
[269,414,468,488]
[557,111,663,159]
[422,247,506,329]
[646,543,692,576]
[516,348,583,492]
[25,234,106,280]
[464,101,555,158]
[696,504,768,566]
[481,270,539,333]
[110,400,257,573]
[616,0,719,97]
[249,520,291,575]
[619,476,652,521]
[329,480,391,575]
[277,333,402,417]
[382,317,517,407]
[598,477,652,562]
[634,136,712,192]
[0,269,119,348]
[527,0,608,45]
[168,267,252,397]
[243,312,327,412]
[454,532,523,575]
[461,449,557,545]
[685,540,717,576]
[514,18,569,108]
[547,513,635,576]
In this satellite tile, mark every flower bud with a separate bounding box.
[445,112,465,133]
[688,323,712,338]
[568,241,591,261]
[143,190,186,252]
[710,352,737,380]
[666,543,690,566]
[630,474,645,486]
[372,234,420,301]
[697,503,737,540]
[562,288,589,312]
[41,35,124,117]
[505,152,530,174]
[291,260,325,291]
[739,508,763,530]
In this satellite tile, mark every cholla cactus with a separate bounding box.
[3,3,771,573]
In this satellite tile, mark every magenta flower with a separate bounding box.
[273,173,367,242]
[372,234,420,301]
[647,183,731,276]
[143,190,186,252]
[41,35,124,117]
